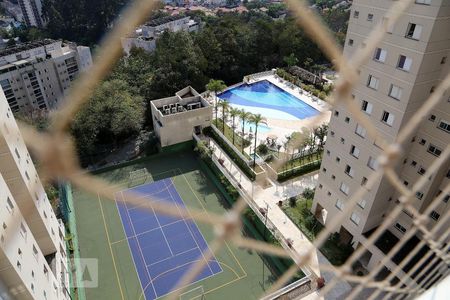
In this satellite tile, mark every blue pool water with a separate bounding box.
[243,121,271,134]
[219,80,319,121]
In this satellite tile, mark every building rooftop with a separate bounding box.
[144,14,187,27]
[0,39,58,57]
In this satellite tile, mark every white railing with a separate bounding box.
[260,276,312,300]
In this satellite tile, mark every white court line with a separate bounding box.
[146,247,200,268]
[164,178,216,275]
[179,285,204,300]
[152,203,174,256]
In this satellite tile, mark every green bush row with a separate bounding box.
[276,68,331,101]
[203,127,256,181]
[277,160,321,182]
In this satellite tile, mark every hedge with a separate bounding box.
[203,126,256,181]
[277,160,321,182]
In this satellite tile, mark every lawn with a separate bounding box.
[213,119,251,156]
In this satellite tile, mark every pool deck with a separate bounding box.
[227,74,332,148]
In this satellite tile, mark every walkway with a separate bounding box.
[206,137,352,299]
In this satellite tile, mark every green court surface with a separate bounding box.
[72,150,291,300]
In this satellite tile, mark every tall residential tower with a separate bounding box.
[312,0,449,272]
[0,88,69,299]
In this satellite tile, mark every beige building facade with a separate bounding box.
[151,86,212,147]
[312,0,449,271]
[0,89,69,299]
[0,39,92,114]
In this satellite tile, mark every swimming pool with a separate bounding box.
[218,80,319,121]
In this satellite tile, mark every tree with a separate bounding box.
[249,113,267,167]
[72,79,144,156]
[314,124,328,155]
[229,107,240,145]
[206,79,227,121]
[239,110,251,152]
[283,53,298,68]
[217,100,230,133]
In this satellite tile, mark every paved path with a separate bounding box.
[206,137,352,299]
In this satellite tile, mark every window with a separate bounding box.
[419,138,426,145]
[406,23,422,40]
[348,39,354,46]
[355,124,367,138]
[418,167,426,175]
[340,137,345,144]
[381,111,395,126]
[335,199,344,210]
[427,144,442,156]
[415,0,431,4]
[395,223,407,233]
[361,177,368,186]
[389,84,403,100]
[367,14,374,21]
[322,168,327,173]
[350,212,361,225]
[353,10,359,18]
[367,75,380,90]
[441,57,447,65]
[429,114,436,122]
[367,156,378,170]
[345,117,350,123]
[411,160,417,166]
[397,55,412,71]
[326,150,330,156]
[350,145,360,158]
[430,211,440,221]
[438,120,450,133]
[331,131,335,137]
[336,156,341,163]
[32,245,38,258]
[20,223,27,239]
[334,110,339,116]
[345,165,354,177]
[358,199,367,209]
[443,194,449,203]
[6,197,13,212]
[416,191,424,200]
[340,182,350,195]
[404,180,409,186]
[373,48,387,62]
[25,171,30,181]
[361,100,373,114]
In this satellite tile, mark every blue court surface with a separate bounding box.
[219,80,319,121]
[115,178,222,300]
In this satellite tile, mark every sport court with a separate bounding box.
[71,151,293,300]
[115,178,222,300]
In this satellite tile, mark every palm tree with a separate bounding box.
[206,79,227,121]
[229,107,240,145]
[217,100,229,133]
[239,110,251,152]
[249,113,267,168]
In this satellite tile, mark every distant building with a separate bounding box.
[0,91,69,299]
[0,39,92,114]
[18,0,45,28]
[121,15,199,55]
[151,86,212,147]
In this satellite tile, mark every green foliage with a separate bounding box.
[256,143,269,155]
[42,0,127,45]
[72,79,145,156]
[301,187,315,200]
[288,196,297,207]
[277,160,321,182]
[15,111,50,132]
[203,127,256,181]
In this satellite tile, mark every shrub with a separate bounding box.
[203,127,255,180]
[277,160,321,182]
[288,196,297,207]
[256,143,269,155]
[302,187,315,200]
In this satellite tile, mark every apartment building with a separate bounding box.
[312,0,449,272]
[0,89,69,299]
[0,39,92,114]
[18,0,45,28]
[121,15,199,54]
